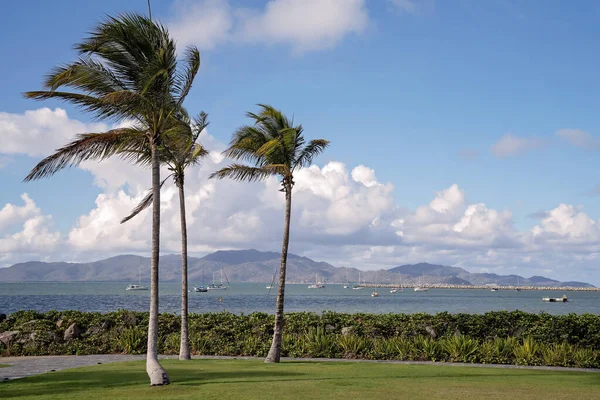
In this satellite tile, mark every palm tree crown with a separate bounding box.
[210,104,328,190]
[23,13,200,180]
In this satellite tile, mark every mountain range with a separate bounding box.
[0,249,593,287]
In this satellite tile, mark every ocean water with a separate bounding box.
[1,282,599,316]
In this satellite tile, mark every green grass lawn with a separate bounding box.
[0,364,9,368]
[1,359,598,400]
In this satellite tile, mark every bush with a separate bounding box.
[1,309,599,368]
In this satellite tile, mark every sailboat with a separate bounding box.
[126,265,148,291]
[308,273,325,289]
[266,269,277,289]
[371,271,379,297]
[193,269,207,292]
[390,276,403,293]
[414,275,428,292]
[343,271,350,289]
[515,277,521,292]
[352,271,363,290]
[207,268,229,290]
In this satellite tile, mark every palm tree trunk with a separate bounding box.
[265,182,292,363]
[146,140,170,385]
[178,178,191,360]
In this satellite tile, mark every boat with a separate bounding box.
[542,295,568,303]
[207,268,229,290]
[193,269,208,292]
[308,273,325,289]
[343,271,350,289]
[390,276,403,293]
[126,284,147,291]
[126,266,148,291]
[266,285,273,289]
[266,270,277,290]
[414,275,428,292]
[352,271,363,290]
[490,281,499,291]
[516,277,521,292]
[371,271,380,297]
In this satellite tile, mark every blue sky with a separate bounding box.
[2,0,600,284]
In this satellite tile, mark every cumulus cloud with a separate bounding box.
[491,133,545,158]
[0,194,60,257]
[556,128,600,150]
[0,108,106,157]
[4,108,600,282]
[169,0,369,54]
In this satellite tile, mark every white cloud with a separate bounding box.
[0,108,106,157]
[170,0,233,50]
[389,0,434,14]
[556,128,600,149]
[0,194,60,255]
[4,108,600,282]
[169,0,369,54]
[490,133,545,158]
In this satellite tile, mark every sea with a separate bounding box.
[1,282,599,316]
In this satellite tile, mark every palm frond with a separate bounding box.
[120,176,170,224]
[209,164,287,182]
[294,139,330,170]
[174,47,200,106]
[24,128,146,181]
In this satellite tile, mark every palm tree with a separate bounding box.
[23,14,201,385]
[121,112,210,360]
[210,104,329,362]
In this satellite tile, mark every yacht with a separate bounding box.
[193,269,208,292]
[308,273,325,289]
[390,287,403,293]
[207,269,229,290]
[371,290,379,297]
[414,275,428,292]
[126,284,147,291]
[126,266,147,290]
[352,271,364,290]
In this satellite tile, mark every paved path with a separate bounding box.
[1,355,599,381]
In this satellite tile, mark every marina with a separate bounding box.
[1,282,598,316]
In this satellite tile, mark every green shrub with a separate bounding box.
[573,348,598,368]
[338,334,371,359]
[443,335,479,363]
[514,337,540,366]
[115,326,146,354]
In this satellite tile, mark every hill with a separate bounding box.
[0,249,593,288]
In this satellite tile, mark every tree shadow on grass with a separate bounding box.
[0,368,302,398]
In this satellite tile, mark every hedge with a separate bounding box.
[0,310,599,368]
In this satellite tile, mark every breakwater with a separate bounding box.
[358,284,600,292]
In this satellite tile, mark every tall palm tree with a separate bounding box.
[23,14,201,385]
[210,104,329,363]
[121,112,210,360]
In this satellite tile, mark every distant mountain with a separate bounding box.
[0,250,594,288]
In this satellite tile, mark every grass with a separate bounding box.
[0,359,599,400]
[0,364,9,368]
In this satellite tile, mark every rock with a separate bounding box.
[425,326,437,339]
[325,324,335,331]
[0,331,20,345]
[0,314,6,323]
[453,328,462,337]
[101,319,112,330]
[64,323,81,341]
[56,320,64,328]
[341,327,354,336]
